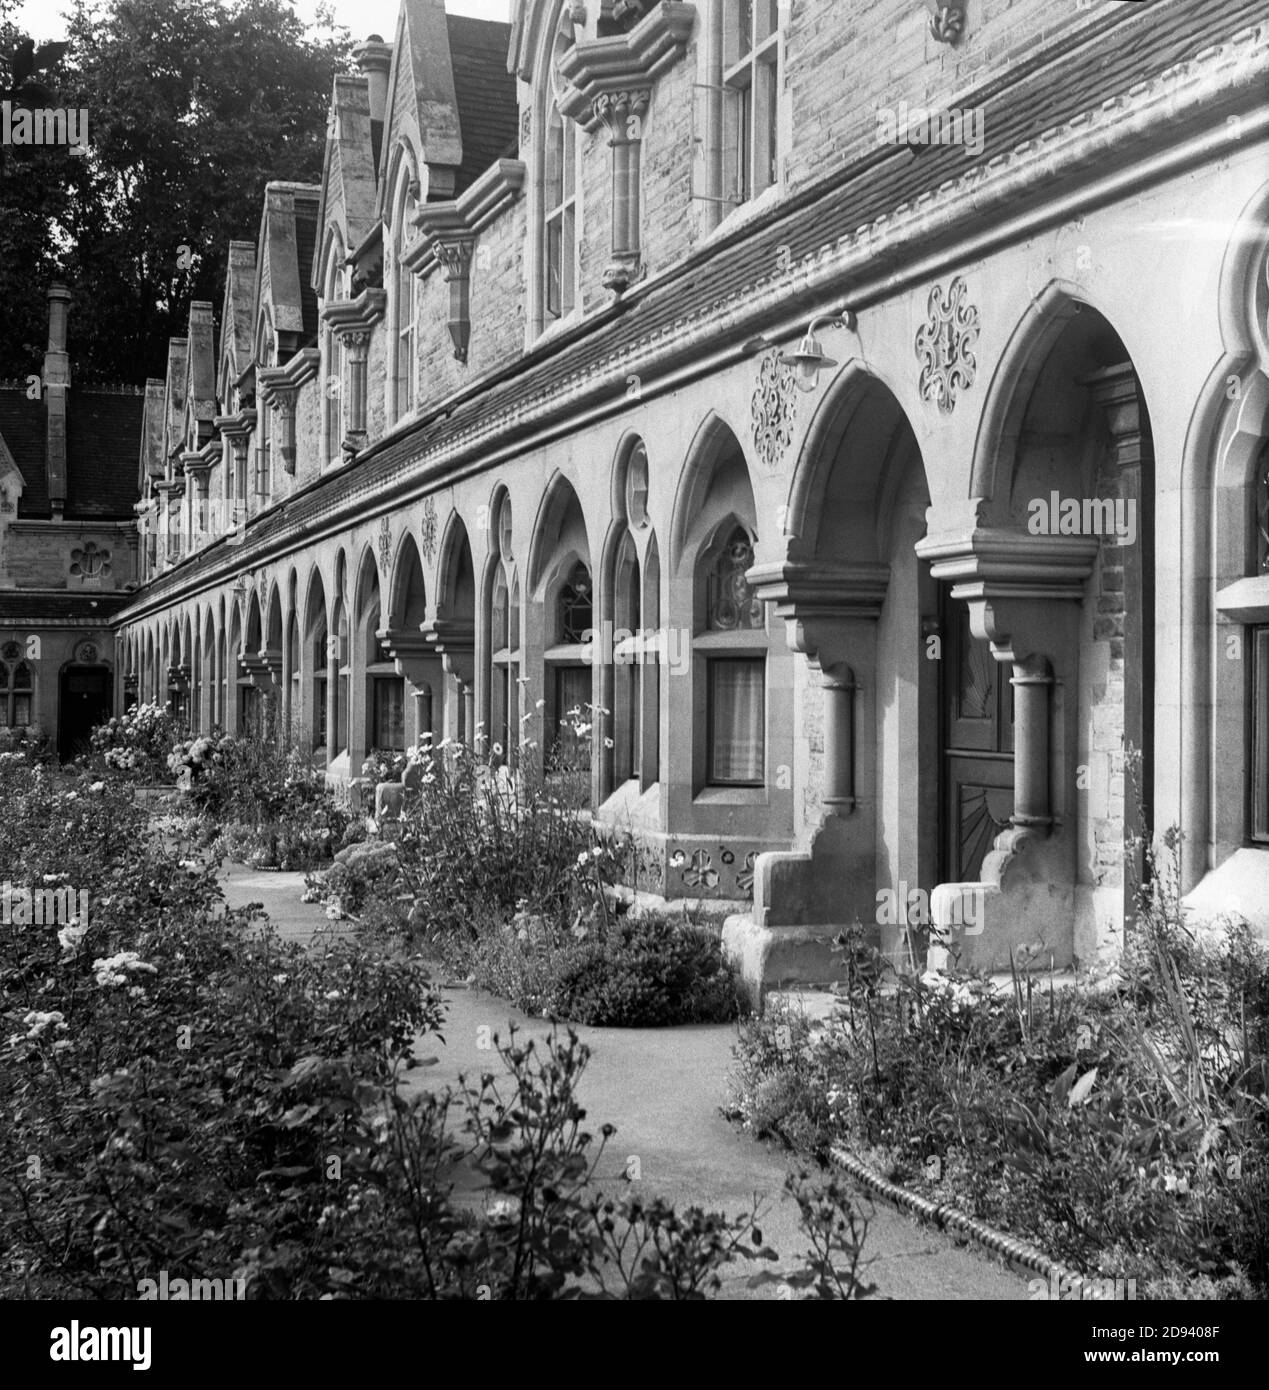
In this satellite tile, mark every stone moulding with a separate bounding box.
[320,286,387,336]
[555,1,696,132]
[405,160,526,362]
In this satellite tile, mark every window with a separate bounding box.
[392,171,418,419]
[490,571,521,765]
[549,561,592,772]
[722,0,783,204]
[1253,627,1269,843]
[312,617,328,751]
[323,251,346,466]
[373,676,406,751]
[708,657,764,784]
[0,660,33,727]
[543,105,577,321]
[697,523,767,788]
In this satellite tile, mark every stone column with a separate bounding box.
[593,89,649,295]
[344,332,370,436]
[820,663,857,816]
[1010,655,1054,830]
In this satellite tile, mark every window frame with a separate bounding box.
[720,0,785,208]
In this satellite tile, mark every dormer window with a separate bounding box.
[544,106,577,321]
[390,163,419,420]
[721,0,785,206]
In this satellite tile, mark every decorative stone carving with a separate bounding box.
[751,350,797,470]
[928,1,967,45]
[70,541,110,579]
[421,495,438,563]
[378,516,392,576]
[520,106,532,148]
[682,849,718,891]
[916,276,979,414]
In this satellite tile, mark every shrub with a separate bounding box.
[86,701,185,781]
[726,837,1269,1298]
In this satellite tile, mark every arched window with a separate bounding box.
[543,105,577,322]
[698,523,765,786]
[557,561,593,642]
[391,165,419,419]
[322,245,346,467]
[537,7,579,332]
[312,612,328,753]
[0,659,33,728]
[366,606,405,754]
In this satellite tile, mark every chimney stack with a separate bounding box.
[353,34,392,127]
[44,282,72,519]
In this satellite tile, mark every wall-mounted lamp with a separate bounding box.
[778,311,855,393]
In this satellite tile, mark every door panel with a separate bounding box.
[943,601,1015,882]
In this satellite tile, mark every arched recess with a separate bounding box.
[1187,180,1269,905]
[658,416,793,910]
[384,143,420,424]
[201,605,217,731]
[429,510,476,744]
[920,286,1155,970]
[381,531,437,749]
[225,597,243,735]
[596,433,660,809]
[529,472,594,781]
[481,485,520,764]
[772,366,938,967]
[303,566,330,763]
[353,545,399,767]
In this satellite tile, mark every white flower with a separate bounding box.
[52,1039,72,1053]
[89,781,105,793]
[58,922,89,955]
[577,851,590,867]
[272,974,289,985]
[23,1010,67,1038]
[92,951,157,987]
[324,990,341,1001]
[127,986,147,999]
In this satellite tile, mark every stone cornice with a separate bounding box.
[257,348,321,406]
[403,159,527,279]
[748,560,892,622]
[556,2,696,131]
[916,529,1099,599]
[213,409,257,443]
[320,286,387,338]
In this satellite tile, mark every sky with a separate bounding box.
[13,0,513,45]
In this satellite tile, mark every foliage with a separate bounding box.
[0,0,352,386]
[173,713,363,869]
[0,756,868,1299]
[86,701,185,780]
[727,832,1269,1298]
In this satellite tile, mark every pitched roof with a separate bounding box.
[0,384,144,521]
[121,0,1265,611]
[446,15,518,195]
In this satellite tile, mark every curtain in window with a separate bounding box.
[709,658,764,784]
[374,677,406,752]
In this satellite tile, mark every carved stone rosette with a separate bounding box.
[751,350,797,470]
[916,276,979,414]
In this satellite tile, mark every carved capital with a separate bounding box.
[593,87,650,140]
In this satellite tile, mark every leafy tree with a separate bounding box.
[0,0,352,386]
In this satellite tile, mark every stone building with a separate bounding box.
[109,0,1269,996]
[0,285,144,758]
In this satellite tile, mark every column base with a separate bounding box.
[722,915,846,1012]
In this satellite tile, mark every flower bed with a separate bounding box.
[0,747,865,1299]
[727,848,1269,1299]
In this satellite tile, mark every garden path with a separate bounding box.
[220,863,1029,1302]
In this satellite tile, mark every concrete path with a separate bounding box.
[220,861,1028,1301]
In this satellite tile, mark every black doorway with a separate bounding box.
[59,666,112,762]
